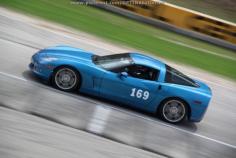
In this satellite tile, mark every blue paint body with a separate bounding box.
[29,45,212,122]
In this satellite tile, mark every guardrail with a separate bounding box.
[91,0,236,51]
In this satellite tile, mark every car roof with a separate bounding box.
[129,53,165,70]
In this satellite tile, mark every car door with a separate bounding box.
[100,64,161,110]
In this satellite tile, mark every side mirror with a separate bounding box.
[118,72,128,79]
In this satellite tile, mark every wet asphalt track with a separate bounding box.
[0,7,236,158]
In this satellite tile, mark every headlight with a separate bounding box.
[42,57,58,62]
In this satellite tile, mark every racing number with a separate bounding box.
[130,88,149,100]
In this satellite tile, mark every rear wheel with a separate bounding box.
[158,99,187,123]
[52,66,80,92]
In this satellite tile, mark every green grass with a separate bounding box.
[0,0,236,80]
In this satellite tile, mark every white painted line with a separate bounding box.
[31,24,119,53]
[159,120,236,149]
[157,36,236,61]
[87,105,111,134]
[110,106,236,149]
[0,71,235,149]
[0,11,123,54]
[0,71,27,82]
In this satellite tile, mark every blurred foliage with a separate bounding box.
[166,0,236,23]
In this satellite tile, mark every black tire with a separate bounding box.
[158,98,188,123]
[52,66,81,92]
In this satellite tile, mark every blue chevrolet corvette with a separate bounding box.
[29,45,212,123]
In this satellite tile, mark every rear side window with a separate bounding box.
[165,65,198,87]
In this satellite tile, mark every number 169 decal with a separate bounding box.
[130,88,149,100]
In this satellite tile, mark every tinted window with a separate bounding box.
[165,65,198,87]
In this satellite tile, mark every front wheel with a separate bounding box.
[52,66,80,92]
[158,99,187,123]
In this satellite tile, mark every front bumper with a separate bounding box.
[29,55,52,80]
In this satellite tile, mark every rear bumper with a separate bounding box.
[188,103,209,122]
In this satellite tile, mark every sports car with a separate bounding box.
[29,45,212,123]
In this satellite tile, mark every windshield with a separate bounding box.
[92,53,133,71]
[165,65,199,87]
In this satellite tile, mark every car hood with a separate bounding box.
[44,45,94,61]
